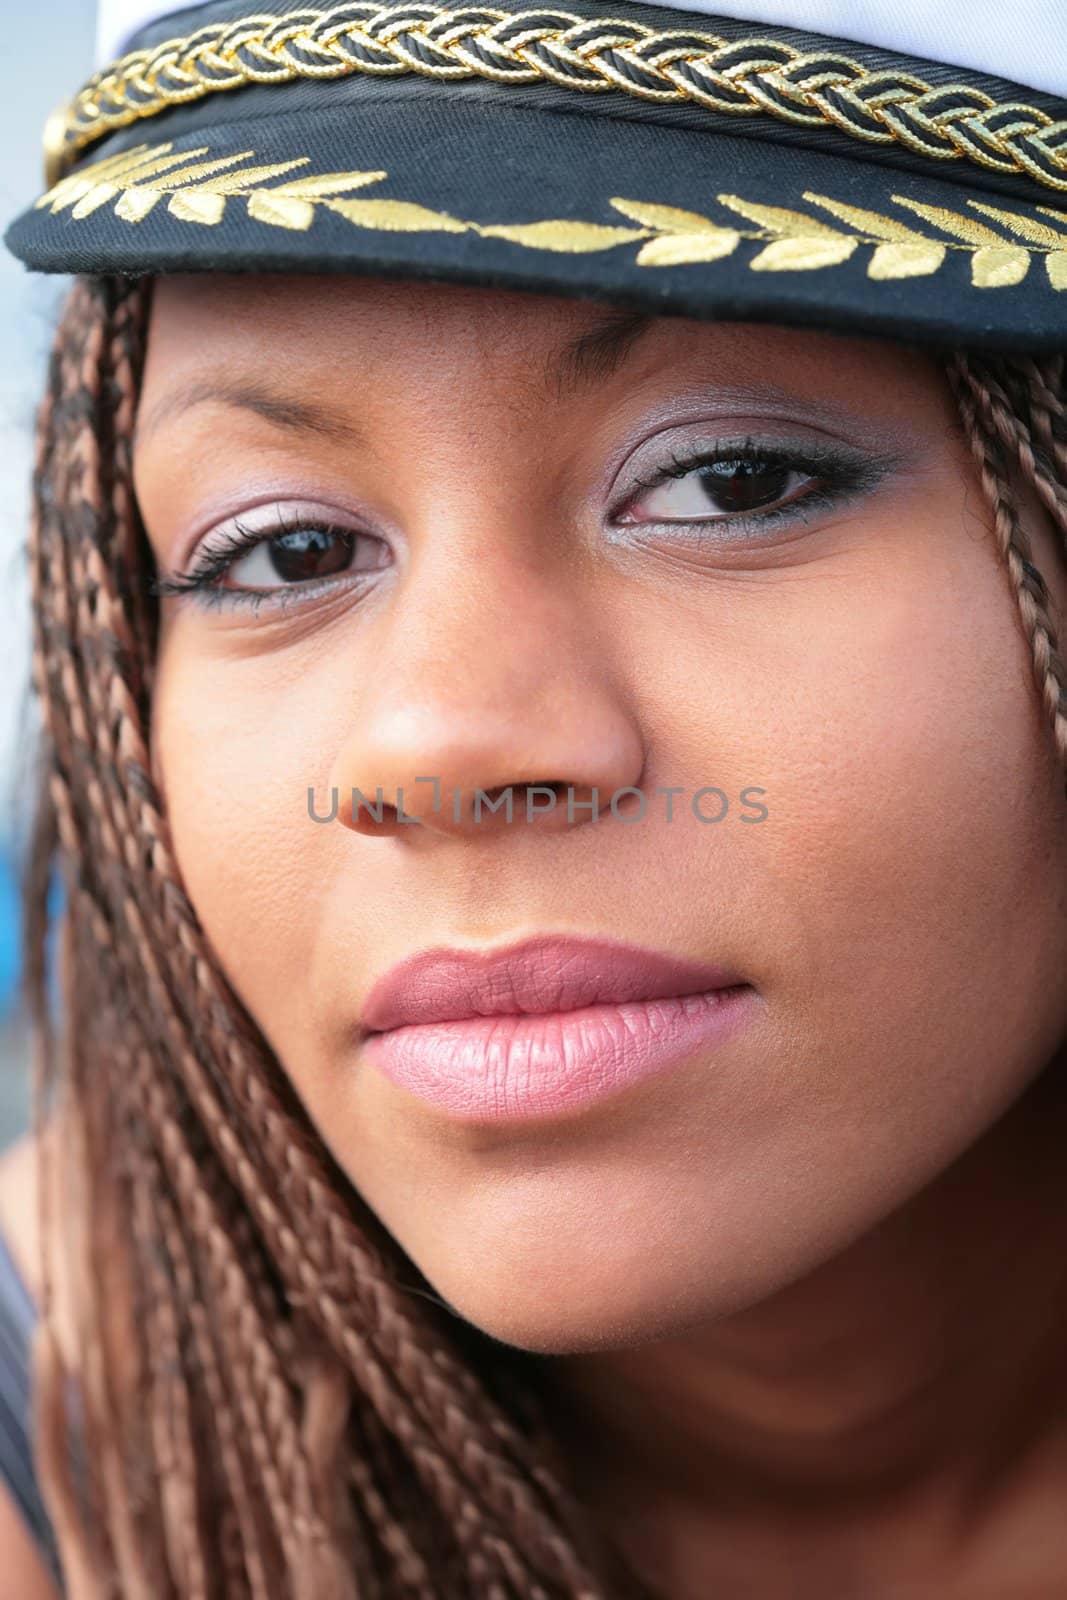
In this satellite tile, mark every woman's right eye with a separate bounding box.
[153,516,392,609]
[224,524,383,589]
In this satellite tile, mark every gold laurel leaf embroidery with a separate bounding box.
[37,142,161,208]
[114,186,165,222]
[966,201,1067,247]
[327,198,469,233]
[41,143,197,211]
[247,191,316,230]
[39,175,95,211]
[714,195,850,241]
[34,142,150,206]
[184,160,310,194]
[151,152,261,189]
[889,196,1007,245]
[867,241,947,279]
[101,145,185,179]
[102,148,215,193]
[609,198,729,235]
[265,171,387,198]
[167,190,226,225]
[800,192,932,243]
[971,245,1030,287]
[113,159,318,226]
[103,145,196,183]
[749,237,859,271]
[33,137,1067,292]
[635,231,742,267]
[70,183,121,218]
[52,179,119,214]
[478,221,646,252]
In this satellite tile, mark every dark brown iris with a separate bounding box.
[267,527,354,583]
[696,459,795,514]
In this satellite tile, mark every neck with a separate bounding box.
[534,1055,1067,1595]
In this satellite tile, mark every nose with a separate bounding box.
[328,552,645,840]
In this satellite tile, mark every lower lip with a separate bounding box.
[361,986,755,1122]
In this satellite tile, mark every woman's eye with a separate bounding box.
[223,525,384,590]
[625,457,822,524]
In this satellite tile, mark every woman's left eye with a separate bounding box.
[623,455,823,524]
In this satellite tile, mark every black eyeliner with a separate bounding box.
[620,435,894,501]
[150,520,264,598]
[150,507,367,611]
[611,433,904,535]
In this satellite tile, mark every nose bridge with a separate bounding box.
[329,535,645,837]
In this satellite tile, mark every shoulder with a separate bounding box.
[0,1476,62,1599]
[0,1125,77,1359]
[0,1131,43,1306]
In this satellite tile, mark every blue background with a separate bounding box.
[1,3,96,1135]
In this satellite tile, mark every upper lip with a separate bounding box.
[359,934,746,1034]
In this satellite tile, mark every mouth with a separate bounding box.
[358,933,756,1123]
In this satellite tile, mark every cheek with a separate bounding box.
[622,486,1066,1076]
[148,630,350,1059]
[686,490,1067,1176]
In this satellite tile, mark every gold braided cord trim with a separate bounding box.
[35,139,1067,289]
[45,3,1067,192]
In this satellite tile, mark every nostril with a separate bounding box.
[517,781,569,801]
[482,782,567,800]
[468,781,573,821]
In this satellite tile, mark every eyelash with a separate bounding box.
[150,507,371,614]
[615,436,878,534]
[150,438,882,613]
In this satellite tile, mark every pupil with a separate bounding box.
[268,527,352,583]
[698,459,791,514]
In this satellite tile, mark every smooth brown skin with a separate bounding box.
[7,274,1067,1597]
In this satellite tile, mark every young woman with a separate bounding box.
[1,0,1066,1595]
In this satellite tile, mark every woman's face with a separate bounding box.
[136,274,1067,1353]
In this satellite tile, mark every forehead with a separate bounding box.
[134,274,942,465]
[139,270,927,392]
[142,271,919,368]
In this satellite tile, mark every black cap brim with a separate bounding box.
[7,5,1067,352]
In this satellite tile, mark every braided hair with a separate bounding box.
[19,272,1067,1598]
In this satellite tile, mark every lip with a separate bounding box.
[359,935,755,1123]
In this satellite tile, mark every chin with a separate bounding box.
[447,1291,681,1359]
[402,1227,774,1357]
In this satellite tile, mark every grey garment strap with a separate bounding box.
[0,1223,64,1591]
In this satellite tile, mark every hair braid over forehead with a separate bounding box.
[18,273,1067,1598]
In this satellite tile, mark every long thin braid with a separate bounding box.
[953,361,1067,532]
[946,352,1067,783]
[1021,356,1067,487]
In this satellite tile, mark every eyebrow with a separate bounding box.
[132,379,361,453]
[551,308,654,394]
[132,307,656,452]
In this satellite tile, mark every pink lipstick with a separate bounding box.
[359,935,755,1122]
